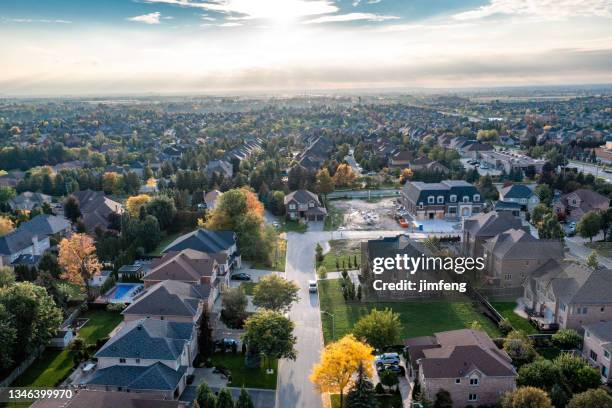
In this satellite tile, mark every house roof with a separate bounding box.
[32,390,184,408]
[122,280,208,318]
[20,214,71,236]
[163,229,236,254]
[562,189,610,212]
[405,329,515,379]
[145,249,217,283]
[8,192,51,211]
[584,322,612,343]
[463,211,523,237]
[96,318,193,360]
[483,228,563,260]
[403,180,480,205]
[72,190,123,231]
[206,160,233,178]
[284,189,321,206]
[0,227,38,256]
[500,184,534,199]
[84,362,187,391]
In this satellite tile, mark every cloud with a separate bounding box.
[2,18,72,24]
[454,0,612,21]
[140,0,338,20]
[352,0,382,6]
[128,12,162,24]
[200,14,216,21]
[218,22,242,27]
[303,12,399,24]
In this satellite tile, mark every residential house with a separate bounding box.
[408,157,449,173]
[20,214,72,238]
[524,260,612,330]
[8,192,51,212]
[205,160,233,180]
[32,390,186,408]
[122,280,209,322]
[0,225,50,267]
[479,150,545,174]
[388,150,414,169]
[71,189,123,232]
[462,211,524,258]
[204,190,221,210]
[498,184,540,213]
[595,135,612,165]
[144,249,223,304]
[582,322,612,383]
[402,180,483,221]
[553,188,610,222]
[163,229,241,271]
[460,142,494,159]
[405,329,516,408]
[482,228,563,288]
[295,136,334,171]
[118,264,145,281]
[284,189,327,221]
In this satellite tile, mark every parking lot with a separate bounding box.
[460,158,502,176]
[332,198,405,231]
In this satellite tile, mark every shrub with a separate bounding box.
[552,329,582,349]
[106,302,126,312]
[498,319,513,336]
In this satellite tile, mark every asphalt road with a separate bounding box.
[568,160,612,183]
[276,229,438,408]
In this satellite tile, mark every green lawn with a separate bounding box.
[241,282,257,296]
[537,347,562,360]
[251,239,287,272]
[147,232,183,257]
[12,310,122,388]
[280,220,307,233]
[324,202,345,231]
[585,242,612,258]
[491,302,537,335]
[319,279,500,344]
[317,240,361,272]
[211,353,277,389]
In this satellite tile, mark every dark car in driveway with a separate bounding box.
[231,272,251,281]
[377,363,405,376]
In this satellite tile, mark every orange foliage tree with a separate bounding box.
[58,233,102,299]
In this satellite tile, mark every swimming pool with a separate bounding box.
[105,283,143,304]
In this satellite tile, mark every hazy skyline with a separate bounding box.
[1,0,612,95]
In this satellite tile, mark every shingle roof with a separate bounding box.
[71,190,123,231]
[463,211,523,237]
[122,280,208,318]
[584,322,612,342]
[163,229,235,254]
[483,228,563,260]
[403,180,480,205]
[8,192,51,211]
[284,189,321,206]
[500,184,534,199]
[96,318,193,360]
[145,249,217,283]
[0,227,37,255]
[84,362,187,391]
[20,214,71,236]
[32,390,183,408]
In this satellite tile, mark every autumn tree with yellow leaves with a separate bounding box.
[126,194,151,217]
[0,216,14,236]
[310,335,374,408]
[58,233,102,300]
[333,163,356,188]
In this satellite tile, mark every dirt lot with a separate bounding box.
[332,198,404,231]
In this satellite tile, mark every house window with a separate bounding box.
[470,377,479,386]
[419,202,424,209]
[560,303,566,312]
[602,307,605,312]
[450,195,457,202]
[119,358,126,363]
[437,195,444,204]
[308,201,315,208]
[590,350,598,362]
[428,196,434,204]
[463,196,469,203]
[468,394,477,402]
[135,358,140,364]
[473,194,480,202]
[448,206,457,214]
[605,350,610,360]
[455,378,461,384]
[289,204,296,210]
[504,274,512,281]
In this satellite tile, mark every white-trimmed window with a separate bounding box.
[468,394,477,402]
[289,203,296,210]
[428,196,434,204]
[437,195,444,204]
[419,202,424,209]
[474,194,480,202]
[119,358,126,363]
[605,350,610,360]
[469,376,479,386]
[450,194,457,202]
[455,378,461,384]
[463,196,469,203]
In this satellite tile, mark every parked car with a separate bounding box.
[377,364,405,376]
[231,272,251,281]
[308,280,318,293]
[214,338,238,349]
[375,352,400,366]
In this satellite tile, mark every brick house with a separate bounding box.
[582,322,612,383]
[284,189,327,221]
[462,211,524,258]
[553,188,610,222]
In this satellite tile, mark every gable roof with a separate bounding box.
[284,189,321,206]
[96,318,193,361]
[122,280,208,318]
[72,189,123,231]
[32,390,184,408]
[562,188,609,211]
[500,184,534,199]
[8,192,51,211]
[145,249,217,283]
[483,228,563,260]
[84,362,187,391]
[0,227,37,256]
[163,229,235,254]
[20,214,71,236]
[403,180,480,204]
[463,211,523,237]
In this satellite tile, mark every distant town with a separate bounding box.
[0,90,611,408]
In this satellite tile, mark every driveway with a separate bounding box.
[276,229,425,408]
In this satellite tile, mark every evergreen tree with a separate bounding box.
[196,382,217,408]
[235,388,254,408]
[216,388,234,408]
[346,363,376,408]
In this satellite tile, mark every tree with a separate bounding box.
[0,266,15,287]
[195,382,217,408]
[0,216,14,236]
[145,195,177,230]
[399,168,413,184]
[0,303,17,369]
[252,275,299,313]
[554,352,601,394]
[586,251,599,269]
[501,387,553,408]
[310,334,374,408]
[333,163,356,188]
[531,203,551,225]
[503,331,537,366]
[567,389,612,408]
[267,190,285,216]
[64,196,81,223]
[379,368,399,390]
[476,129,499,142]
[551,329,582,349]
[346,363,376,408]
[433,389,453,408]
[242,309,296,371]
[58,233,102,300]
[315,243,324,262]
[216,388,234,408]
[537,213,564,240]
[517,359,562,391]
[126,194,151,217]
[235,388,254,408]
[352,308,402,351]
[316,168,335,198]
[577,211,602,242]
[221,286,248,327]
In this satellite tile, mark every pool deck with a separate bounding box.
[100,283,144,304]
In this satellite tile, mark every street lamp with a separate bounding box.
[321,310,335,340]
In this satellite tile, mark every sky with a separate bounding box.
[1,0,612,95]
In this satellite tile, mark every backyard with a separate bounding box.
[146,231,183,257]
[491,301,537,335]
[318,279,500,344]
[12,309,123,388]
[317,240,361,272]
[211,353,277,389]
